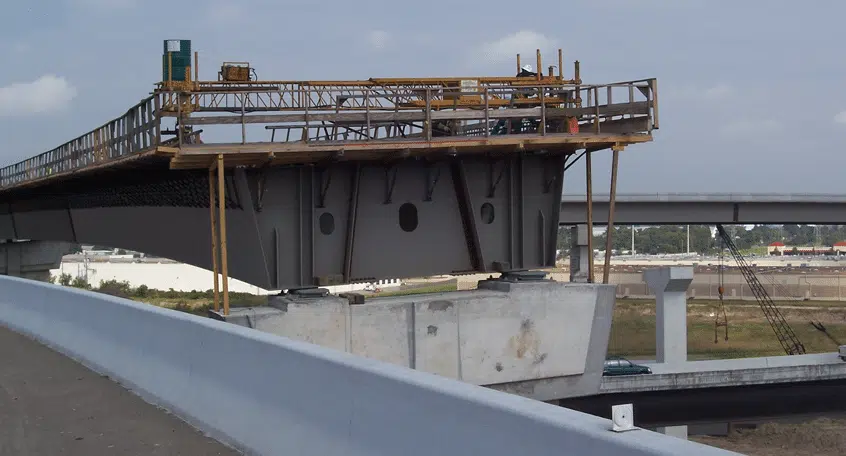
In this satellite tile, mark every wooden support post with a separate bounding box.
[586,150,594,283]
[217,154,230,315]
[424,89,432,142]
[603,145,622,284]
[536,49,542,81]
[558,48,563,80]
[208,165,220,312]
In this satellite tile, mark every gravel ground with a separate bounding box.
[0,325,240,455]
[692,419,846,456]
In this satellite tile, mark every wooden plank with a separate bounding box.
[182,102,651,126]
[165,135,653,170]
[173,132,652,156]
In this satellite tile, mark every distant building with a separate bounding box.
[767,241,846,256]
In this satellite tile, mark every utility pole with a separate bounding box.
[631,225,635,255]
[687,225,691,254]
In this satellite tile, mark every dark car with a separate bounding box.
[602,357,652,376]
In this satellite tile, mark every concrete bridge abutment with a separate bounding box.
[215,274,617,400]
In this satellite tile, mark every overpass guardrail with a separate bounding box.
[561,193,846,203]
[0,276,732,455]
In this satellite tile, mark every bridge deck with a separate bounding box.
[559,193,846,225]
[0,324,236,455]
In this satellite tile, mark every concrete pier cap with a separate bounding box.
[215,275,618,401]
[643,267,693,365]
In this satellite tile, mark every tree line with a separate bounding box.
[557,224,846,255]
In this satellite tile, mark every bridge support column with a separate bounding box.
[569,225,591,283]
[644,267,693,364]
[0,240,73,282]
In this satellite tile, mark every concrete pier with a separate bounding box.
[644,267,693,364]
[0,240,73,282]
[215,274,617,399]
[643,266,694,439]
[569,225,592,283]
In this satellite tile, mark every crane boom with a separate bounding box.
[716,225,806,355]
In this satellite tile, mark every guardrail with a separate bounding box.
[0,77,657,191]
[561,193,846,203]
[0,276,731,455]
[177,79,658,144]
[0,95,161,189]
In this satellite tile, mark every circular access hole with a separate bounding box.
[398,203,418,232]
[319,212,335,235]
[480,202,495,224]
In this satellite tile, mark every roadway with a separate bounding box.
[599,353,846,394]
[559,193,846,225]
[0,325,238,455]
[559,354,846,427]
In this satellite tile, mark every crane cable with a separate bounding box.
[715,228,729,343]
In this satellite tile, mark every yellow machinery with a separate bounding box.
[219,62,256,82]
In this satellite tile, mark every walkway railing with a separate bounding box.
[0,95,161,188]
[0,78,658,190]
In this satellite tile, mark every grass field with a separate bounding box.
[366,281,458,297]
[113,272,846,360]
[609,298,846,359]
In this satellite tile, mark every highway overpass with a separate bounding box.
[560,193,846,225]
[0,276,733,455]
[560,355,846,428]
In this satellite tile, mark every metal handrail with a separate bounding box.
[0,78,658,190]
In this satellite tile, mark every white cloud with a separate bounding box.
[0,75,78,117]
[69,0,135,8]
[366,30,391,51]
[666,83,733,102]
[10,42,31,54]
[203,2,244,25]
[719,118,780,137]
[479,30,555,65]
[702,84,732,100]
[834,111,846,125]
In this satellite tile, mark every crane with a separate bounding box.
[715,224,806,355]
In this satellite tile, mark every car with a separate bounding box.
[602,357,652,376]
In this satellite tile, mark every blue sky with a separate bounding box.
[1,0,844,193]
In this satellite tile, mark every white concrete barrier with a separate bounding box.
[0,276,735,455]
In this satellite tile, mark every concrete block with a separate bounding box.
[414,299,460,377]
[657,425,688,440]
[220,280,617,399]
[350,300,412,366]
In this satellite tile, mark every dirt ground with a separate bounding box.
[0,326,238,455]
[692,419,846,456]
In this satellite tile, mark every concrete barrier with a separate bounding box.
[0,276,735,455]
